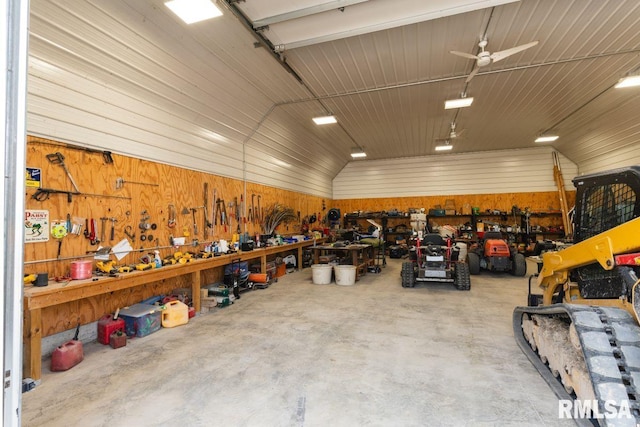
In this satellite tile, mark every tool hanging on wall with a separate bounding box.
[185,206,204,236]
[257,195,262,223]
[168,204,177,228]
[124,225,136,242]
[99,217,108,243]
[235,196,241,233]
[33,141,114,164]
[46,152,81,193]
[115,177,159,190]
[213,189,218,227]
[51,220,68,259]
[109,217,118,241]
[251,194,256,224]
[216,199,227,232]
[89,218,99,245]
[203,183,211,239]
[31,187,132,203]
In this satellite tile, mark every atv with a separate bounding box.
[466,231,526,276]
[401,233,470,290]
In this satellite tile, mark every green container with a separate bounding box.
[472,207,480,215]
[215,296,230,307]
[208,286,229,297]
[206,283,229,297]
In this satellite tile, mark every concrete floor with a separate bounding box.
[22,258,573,427]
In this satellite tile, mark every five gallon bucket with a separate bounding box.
[334,265,356,286]
[311,264,333,285]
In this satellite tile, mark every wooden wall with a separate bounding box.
[24,136,327,279]
[330,191,576,229]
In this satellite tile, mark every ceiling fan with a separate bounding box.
[451,39,539,83]
[436,122,465,142]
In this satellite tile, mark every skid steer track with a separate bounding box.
[513,304,640,426]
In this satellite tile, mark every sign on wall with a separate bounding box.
[26,167,42,188]
[25,209,49,243]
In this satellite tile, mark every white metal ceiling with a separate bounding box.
[233,0,640,169]
[27,0,640,188]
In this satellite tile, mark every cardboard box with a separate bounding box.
[119,304,162,338]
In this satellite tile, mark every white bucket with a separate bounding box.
[311,264,333,285]
[334,265,357,286]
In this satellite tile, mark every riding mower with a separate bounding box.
[466,231,526,276]
[401,233,470,290]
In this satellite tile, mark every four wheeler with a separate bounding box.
[466,231,526,276]
[401,233,470,290]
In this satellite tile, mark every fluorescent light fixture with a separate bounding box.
[444,97,474,110]
[312,115,337,125]
[435,144,453,151]
[165,0,223,24]
[535,135,559,143]
[615,75,640,88]
[350,147,367,158]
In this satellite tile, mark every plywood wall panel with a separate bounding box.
[330,191,576,218]
[24,136,327,279]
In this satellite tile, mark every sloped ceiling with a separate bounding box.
[27,0,640,186]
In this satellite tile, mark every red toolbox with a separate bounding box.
[97,312,125,345]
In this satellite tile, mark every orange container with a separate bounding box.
[249,273,269,283]
[275,263,286,278]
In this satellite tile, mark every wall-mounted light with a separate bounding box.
[350,147,367,158]
[165,0,223,24]
[444,94,474,110]
[615,75,640,89]
[312,115,337,125]
[535,135,559,143]
[435,144,453,151]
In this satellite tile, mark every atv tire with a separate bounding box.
[401,262,416,288]
[454,262,471,290]
[467,252,480,275]
[512,253,527,277]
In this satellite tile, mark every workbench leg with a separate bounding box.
[191,271,201,313]
[260,254,267,274]
[23,307,42,381]
[297,247,303,270]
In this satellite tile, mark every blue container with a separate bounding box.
[119,304,162,338]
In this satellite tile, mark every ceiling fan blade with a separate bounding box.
[452,129,466,139]
[490,40,539,63]
[465,66,479,83]
[450,50,478,60]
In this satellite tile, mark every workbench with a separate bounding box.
[23,238,323,381]
[310,243,374,280]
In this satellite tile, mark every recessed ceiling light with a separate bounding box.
[435,144,453,151]
[535,135,559,143]
[444,97,474,110]
[615,75,640,89]
[165,0,223,24]
[313,115,337,125]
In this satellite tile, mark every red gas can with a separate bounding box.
[50,340,84,371]
[97,313,125,345]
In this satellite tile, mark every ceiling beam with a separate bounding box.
[252,0,369,27]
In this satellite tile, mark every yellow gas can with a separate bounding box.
[161,300,189,328]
